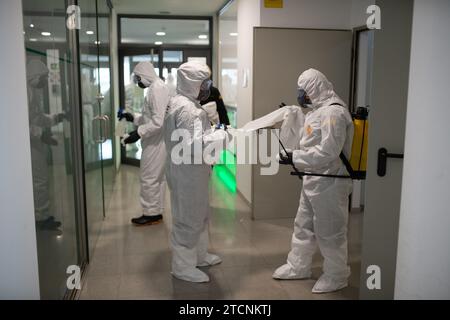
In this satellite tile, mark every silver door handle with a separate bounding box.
[100,115,110,143]
[92,115,103,143]
[96,94,105,103]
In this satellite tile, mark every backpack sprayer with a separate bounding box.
[277,103,369,180]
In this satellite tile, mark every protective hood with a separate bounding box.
[176,61,211,101]
[297,68,346,109]
[133,61,159,87]
[26,60,49,82]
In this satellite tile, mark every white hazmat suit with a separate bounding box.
[26,60,61,223]
[273,69,354,294]
[165,61,229,283]
[132,62,170,218]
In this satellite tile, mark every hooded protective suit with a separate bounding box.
[166,73,177,97]
[132,62,170,217]
[26,60,60,222]
[273,69,354,293]
[165,61,229,282]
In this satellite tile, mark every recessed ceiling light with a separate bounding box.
[229,32,238,37]
[86,30,94,35]
[41,32,51,36]
[198,35,208,39]
[30,24,34,28]
[95,40,101,45]
[156,32,166,36]
[30,38,37,42]
[155,41,163,45]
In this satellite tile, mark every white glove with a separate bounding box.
[202,101,220,125]
[120,133,130,147]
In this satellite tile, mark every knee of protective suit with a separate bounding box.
[171,226,202,249]
[314,219,348,249]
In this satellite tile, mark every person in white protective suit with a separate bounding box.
[26,60,66,232]
[119,62,170,226]
[166,72,177,97]
[165,61,230,283]
[273,68,354,294]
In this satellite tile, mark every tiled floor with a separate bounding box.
[79,165,362,300]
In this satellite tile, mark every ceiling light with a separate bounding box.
[30,24,34,28]
[155,41,163,45]
[95,40,101,45]
[41,32,51,36]
[86,30,94,35]
[156,32,166,36]
[229,32,238,37]
[30,38,37,42]
[198,35,208,40]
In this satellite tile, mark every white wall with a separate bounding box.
[395,0,450,299]
[236,0,260,203]
[350,0,374,28]
[0,1,40,299]
[260,0,353,29]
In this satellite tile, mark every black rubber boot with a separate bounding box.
[131,214,163,226]
[36,216,61,230]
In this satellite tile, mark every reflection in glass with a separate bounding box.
[218,1,238,127]
[23,0,79,299]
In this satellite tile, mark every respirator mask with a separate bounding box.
[198,79,212,101]
[297,89,312,108]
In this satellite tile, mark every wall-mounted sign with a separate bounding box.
[264,0,283,9]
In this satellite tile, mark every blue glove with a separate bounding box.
[117,108,134,122]
[215,123,228,131]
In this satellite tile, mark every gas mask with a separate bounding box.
[132,74,147,89]
[198,79,212,102]
[297,89,312,108]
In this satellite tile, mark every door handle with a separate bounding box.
[377,147,404,177]
[92,115,109,144]
[100,115,110,143]
[96,93,105,103]
[92,115,103,144]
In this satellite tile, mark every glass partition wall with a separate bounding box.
[118,15,213,164]
[22,0,115,299]
[218,2,238,128]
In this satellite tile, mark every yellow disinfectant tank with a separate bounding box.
[349,107,369,178]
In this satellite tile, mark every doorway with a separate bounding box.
[117,15,213,165]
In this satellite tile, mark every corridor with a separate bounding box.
[79,166,362,300]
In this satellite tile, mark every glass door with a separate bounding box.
[78,0,112,257]
[96,0,115,214]
[22,0,84,299]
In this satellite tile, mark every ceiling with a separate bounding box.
[121,18,210,46]
[112,0,230,16]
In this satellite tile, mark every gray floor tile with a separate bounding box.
[80,165,362,300]
[79,274,120,300]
